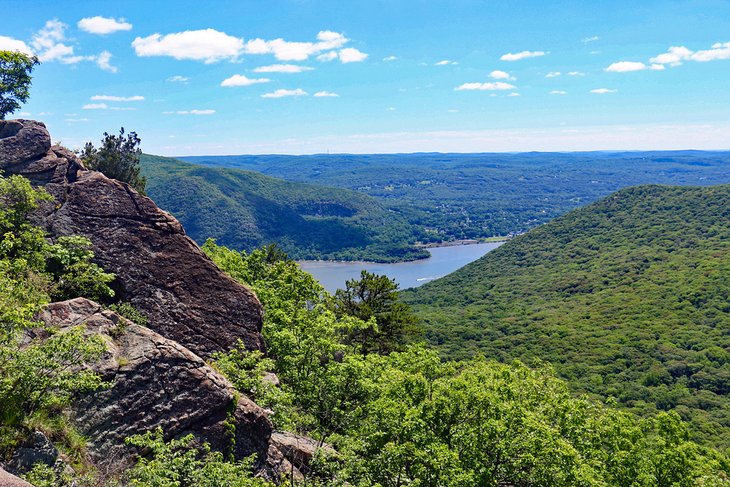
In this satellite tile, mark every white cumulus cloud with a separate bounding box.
[545,71,561,78]
[220,74,270,87]
[339,48,368,63]
[435,59,456,66]
[489,70,514,80]
[0,36,34,55]
[78,16,132,35]
[590,88,617,94]
[500,50,546,61]
[253,64,313,73]
[383,55,397,61]
[314,91,339,97]
[261,88,308,98]
[649,42,730,66]
[244,30,351,62]
[455,81,516,91]
[605,61,647,72]
[132,29,244,63]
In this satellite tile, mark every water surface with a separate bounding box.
[299,242,503,293]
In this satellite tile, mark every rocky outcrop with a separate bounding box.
[37,298,297,479]
[0,119,264,359]
[0,467,33,487]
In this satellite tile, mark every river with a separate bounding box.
[298,242,503,293]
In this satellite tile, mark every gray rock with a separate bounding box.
[0,119,264,359]
[6,431,58,475]
[37,298,298,479]
[270,431,338,474]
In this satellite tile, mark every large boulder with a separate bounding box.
[0,119,264,359]
[37,298,297,478]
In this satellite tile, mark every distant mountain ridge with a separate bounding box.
[140,154,427,262]
[181,151,730,243]
[403,183,730,448]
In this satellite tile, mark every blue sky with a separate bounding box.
[3,0,730,154]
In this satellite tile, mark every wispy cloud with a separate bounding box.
[582,35,599,44]
[220,74,270,87]
[164,109,216,115]
[567,71,584,76]
[253,64,314,73]
[261,88,308,98]
[507,92,520,97]
[78,16,132,35]
[26,20,118,71]
[82,103,136,110]
[455,81,516,91]
[91,95,144,101]
[435,59,457,66]
[167,75,190,83]
[545,71,561,78]
[550,90,567,95]
[500,50,546,61]
[590,88,617,94]
[314,91,339,97]
[383,55,397,62]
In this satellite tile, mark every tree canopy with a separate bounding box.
[0,50,39,120]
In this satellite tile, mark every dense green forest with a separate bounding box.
[183,151,730,242]
[140,154,427,262]
[202,240,730,486]
[403,184,730,449]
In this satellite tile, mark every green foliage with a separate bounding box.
[125,428,272,487]
[0,50,39,119]
[208,239,730,485]
[108,301,148,327]
[0,173,110,465]
[46,236,115,302]
[334,270,420,355]
[142,154,428,262]
[81,128,147,194]
[405,184,730,448]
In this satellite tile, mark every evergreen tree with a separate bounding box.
[80,128,147,194]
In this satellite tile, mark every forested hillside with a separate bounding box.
[404,184,730,448]
[140,154,426,262]
[183,151,730,241]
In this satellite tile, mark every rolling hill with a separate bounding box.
[403,184,730,448]
[140,154,427,262]
[182,151,730,242]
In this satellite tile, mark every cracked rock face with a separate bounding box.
[0,119,264,359]
[38,298,296,478]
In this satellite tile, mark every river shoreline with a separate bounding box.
[298,237,511,265]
